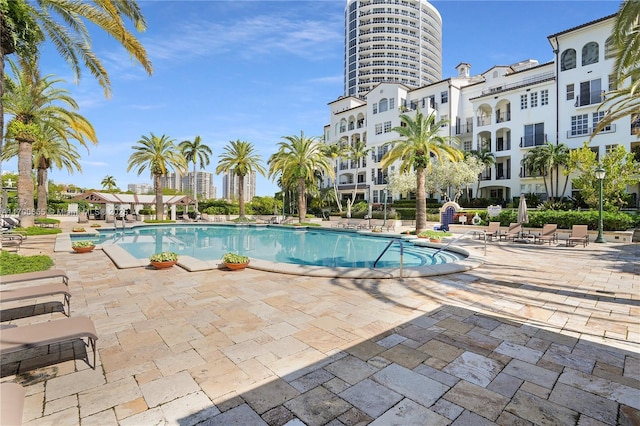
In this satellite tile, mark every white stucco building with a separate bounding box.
[325,13,639,208]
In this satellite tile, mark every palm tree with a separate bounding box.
[522,142,570,201]
[101,175,117,192]
[1,0,153,176]
[179,136,212,214]
[127,133,187,220]
[593,1,640,136]
[216,140,266,220]
[469,148,496,199]
[3,57,97,226]
[381,110,462,234]
[345,139,372,218]
[319,141,346,213]
[268,132,333,223]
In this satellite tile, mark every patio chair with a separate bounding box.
[1,382,25,426]
[566,224,590,247]
[538,224,558,245]
[77,212,89,223]
[482,222,501,240]
[125,214,136,223]
[1,282,71,316]
[0,316,98,369]
[332,219,349,228]
[499,223,522,241]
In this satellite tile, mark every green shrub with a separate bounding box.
[149,251,179,262]
[13,226,62,236]
[143,220,176,224]
[222,252,249,264]
[0,251,54,275]
[487,209,636,230]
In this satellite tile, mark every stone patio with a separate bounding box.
[1,222,638,425]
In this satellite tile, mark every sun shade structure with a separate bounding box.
[72,191,194,220]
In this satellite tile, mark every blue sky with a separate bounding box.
[2,0,619,196]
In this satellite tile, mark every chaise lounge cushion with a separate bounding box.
[0,382,25,425]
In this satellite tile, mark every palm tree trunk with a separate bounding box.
[37,166,48,218]
[297,178,306,222]
[415,167,427,233]
[238,174,245,218]
[154,173,163,220]
[192,162,198,213]
[17,137,35,227]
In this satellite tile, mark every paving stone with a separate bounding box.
[443,351,503,387]
[505,390,579,426]
[496,410,534,426]
[444,380,510,421]
[139,371,200,408]
[243,378,300,414]
[493,341,543,364]
[80,408,118,425]
[576,415,611,426]
[542,343,596,373]
[396,324,441,344]
[431,398,464,420]
[378,344,428,369]
[323,377,351,395]
[43,394,76,416]
[159,391,219,425]
[373,363,449,407]
[346,340,386,361]
[419,339,465,363]
[620,405,640,425]
[414,364,460,387]
[261,405,294,426]
[78,377,142,418]
[502,359,560,389]
[199,403,267,426]
[45,368,106,401]
[487,372,524,398]
[23,406,78,426]
[375,333,406,348]
[114,397,147,421]
[284,386,352,426]
[558,368,640,410]
[339,379,403,418]
[337,407,373,426]
[324,355,379,385]
[369,398,449,426]
[289,368,334,393]
[283,419,307,426]
[450,410,496,426]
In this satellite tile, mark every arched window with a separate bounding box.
[379,98,388,112]
[339,119,347,133]
[561,49,576,71]
[604,36,616,59]
[493,70,499,78]
[582,42,599,65]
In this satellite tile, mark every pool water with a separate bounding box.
[72,225,466,268]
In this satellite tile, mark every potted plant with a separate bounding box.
[149,251,179,269]
[72,226,85,232]
[418,230,452,243]
[72,240,95,253]
[222,252,250,271]
[90,223,101,228]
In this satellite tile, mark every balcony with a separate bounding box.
[496,112,511,123]
[479,72,555,96]
[520,134,547,148]
[575,92,604,107]
[480,171,492,181]
[496,171,511,180]
[455,123,473,135]
[477,117,491,127]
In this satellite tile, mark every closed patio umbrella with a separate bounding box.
[517,194,529,224]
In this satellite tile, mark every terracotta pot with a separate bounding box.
[429,238,441,243]
[225,262,249,271]
[72,246,95,253]
[151,260,177,269]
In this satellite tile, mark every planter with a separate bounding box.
[151,260,177,269]
[429,238,442,243]
[224,262,249,271]
[73,246,95,253]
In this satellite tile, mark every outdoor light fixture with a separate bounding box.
[595,166,606,243]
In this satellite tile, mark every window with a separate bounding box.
[605,144,618,154]
[373,103,378,114]
[389,98,395,110]
[530,92,538,108]
[375,123,383,135]
[440,115,448,127]
[578,78,602,106]
[566,84,575,100]
[379,98,388,113]
[463,140,472,151]
[540,89,549,105]
[593,111,612,132]
[441,91,448,104]
[561,49,576,71]
[582,42,599,66]
[604,36,616,60]
[523,123,545,147]
[520,94,528,110]
[570,114,589,137]
[608,74,617,91]
[383,121,392,133]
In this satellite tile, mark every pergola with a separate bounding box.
[71,191,194,220]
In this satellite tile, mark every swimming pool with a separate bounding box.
[72,224,468,269]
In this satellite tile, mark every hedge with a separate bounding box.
[487,210,638,231]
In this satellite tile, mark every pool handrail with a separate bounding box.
[373,238,403,278]
[430,229,477,258]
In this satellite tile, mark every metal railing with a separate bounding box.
[373,238,403,278]
[430,230,477,259]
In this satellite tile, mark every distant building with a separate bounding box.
[163,171,216,200]
[127,183,154,194]
[221,170,256,202]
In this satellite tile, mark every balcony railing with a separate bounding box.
[520,134,547,148]
[477,117,491,127]
[495,112,511,123]
[480,72,555,96]
[575,92,604,107]
[567,124,616,138]
[455,124,473,135]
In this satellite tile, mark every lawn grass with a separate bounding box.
[0,250,54,275]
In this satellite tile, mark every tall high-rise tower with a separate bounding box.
[344,0,443,97]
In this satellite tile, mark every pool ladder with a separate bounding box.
[430,229,478,258]
[373,238,403,278]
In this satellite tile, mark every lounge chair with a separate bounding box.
[566,224,589,247]
[2,269,69,286]
[1,382,25,425]
[1,283,71,316]
[481,222,501,240]
[0,316,98,369]
[125,214,136,223]
[538,224,558,245]
[499,223,522,241]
